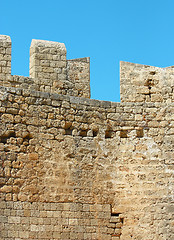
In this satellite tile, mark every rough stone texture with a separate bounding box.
[0,35,11,85]
[29,39,90,98]
[67,57,90,98]
[0,201,122,240]
[120,61,174,103]
[0,35,174,240]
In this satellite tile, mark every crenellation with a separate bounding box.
[0,35,174,240]
[67,57,90,98]
[30,39,67,93]
[120,61,174,103]
[0,35,11,85]
[29,39,91,98]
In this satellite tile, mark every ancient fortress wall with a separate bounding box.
[0,35,173,240]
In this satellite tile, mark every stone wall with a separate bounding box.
[0,36,11,84]
[1,201,124,240]
[120,61,174,103]
[67,58,90,98]
[0,35,174,240]
[29,39,90,98]
[0,36,90,98]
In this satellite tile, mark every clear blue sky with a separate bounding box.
[1,0,174,102]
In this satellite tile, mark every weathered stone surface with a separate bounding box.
[0,35,173,240]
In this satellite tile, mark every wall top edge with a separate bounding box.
[0,35,172,69]
[67,57,90,63]
[30,39,66,51]
[120,60,174,69]
[0,35,11,42]
[0,85,171,109]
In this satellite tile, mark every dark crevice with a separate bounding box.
[24,134,32,140]
[79,130,87,137]
[111,212,120,216]
[145,79,154,86]
[0,131,16,144]
[136,129,144,138]
[149,71,156,75]
[110,210,123,239]
[93,130,98,137]
[105,130,112,138]
[120,130,128,138]
[65,129,72,135]
[144,78,154,99]
[64,122,73,135]
[120,218,124,224]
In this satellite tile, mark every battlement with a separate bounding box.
[0,35,174,240]
[0,35,90,98]
[0,35,174,103]
[0,35,11,82]
[120,61,174,103]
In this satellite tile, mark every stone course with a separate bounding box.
[1,201,123,240]
[0,35,174,240]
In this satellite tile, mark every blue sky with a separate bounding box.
[1,0,174,102]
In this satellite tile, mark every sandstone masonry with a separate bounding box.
[0,35,173,240]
